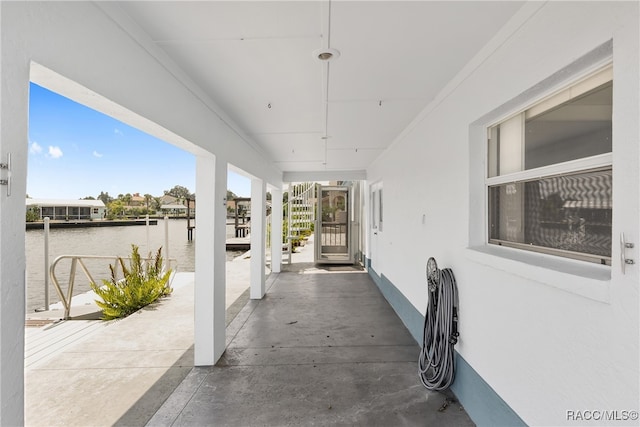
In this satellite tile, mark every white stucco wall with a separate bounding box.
[0,4,29,423]
[368,2,639,425]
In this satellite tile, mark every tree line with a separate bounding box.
[92,186,252,219]
[85,185,195,219]
[26,185,277,221]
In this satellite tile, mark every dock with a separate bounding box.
[226,236,251,250]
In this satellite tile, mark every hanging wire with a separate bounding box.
[323,0,332,168]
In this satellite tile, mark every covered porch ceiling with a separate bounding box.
[108,1,525,174]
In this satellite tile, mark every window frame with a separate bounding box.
[484,64,613,265]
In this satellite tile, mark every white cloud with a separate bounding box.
[29,141,43,154]
[114,128,123,136]
[93,151,103,158]
[48,146,63,159]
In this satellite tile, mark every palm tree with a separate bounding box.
[97,191,113,205]
[144,194,153,211]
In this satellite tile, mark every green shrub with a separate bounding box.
[26,206,40,222]
[90,245,172,320]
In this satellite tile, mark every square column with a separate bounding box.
[270,187,283,273]
[194,154,226,365]
[0,31,28,426]
[250,178,266,299]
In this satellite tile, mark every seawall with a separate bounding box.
[26,219,158,230]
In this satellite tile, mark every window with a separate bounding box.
[54,206,66,219]
[487,66,612,265]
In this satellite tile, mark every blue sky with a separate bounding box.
[28,83,251,199]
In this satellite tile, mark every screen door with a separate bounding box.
[315,185,352,264]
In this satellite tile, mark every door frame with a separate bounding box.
[315,184,353,264]
[369,181,383,274]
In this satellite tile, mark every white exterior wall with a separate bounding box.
[368,3,639,425]
[92,208,106,221]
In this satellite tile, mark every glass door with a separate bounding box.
[315,185,352,264]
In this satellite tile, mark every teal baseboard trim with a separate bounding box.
[365,259,526,427]
[451,353,527,427]
[377,276,423,342]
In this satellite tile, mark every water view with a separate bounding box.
[25,219,242,313]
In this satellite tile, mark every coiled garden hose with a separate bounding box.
[418,257,459,391]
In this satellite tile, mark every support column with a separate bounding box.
[250,178,266,299]
[194,154,226,365]
[0,15,28,424]
[270,187,283,273]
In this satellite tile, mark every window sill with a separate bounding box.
[465,245,611,303]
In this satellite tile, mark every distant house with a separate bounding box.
[159,194,180,206]
[160,195,195,217]
[160,204,186,215]
[130,193,146,206]
[26,198,106,220]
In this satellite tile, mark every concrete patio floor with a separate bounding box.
[149,270,474,427]
[25,239,474,426]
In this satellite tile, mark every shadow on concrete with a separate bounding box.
[113,289,251,426]
[113,346,195,427]
[69,310,103,320]
[282,261,365,274]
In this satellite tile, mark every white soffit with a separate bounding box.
[115,1,525,175]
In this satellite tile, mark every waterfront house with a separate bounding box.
[160,203,188,217]
[159,193,194,217]
[26,198,106,221]
[159,194,181,207]
[129,193,145,207]
[1,2,638,426]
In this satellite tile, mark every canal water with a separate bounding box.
[25,219,242,313]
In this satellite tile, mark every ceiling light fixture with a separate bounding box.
[313,47,341,62]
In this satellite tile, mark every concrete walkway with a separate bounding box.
[24,259,250,427]
[25,239,473,426]
[147,239,474,426]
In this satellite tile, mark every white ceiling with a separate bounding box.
[114,1,525,174]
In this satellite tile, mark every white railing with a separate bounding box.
[237,184,315,267]
[50,254,176,320]
[37,215,171,316]
[287,182,315,239]
[284,182,315,264]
